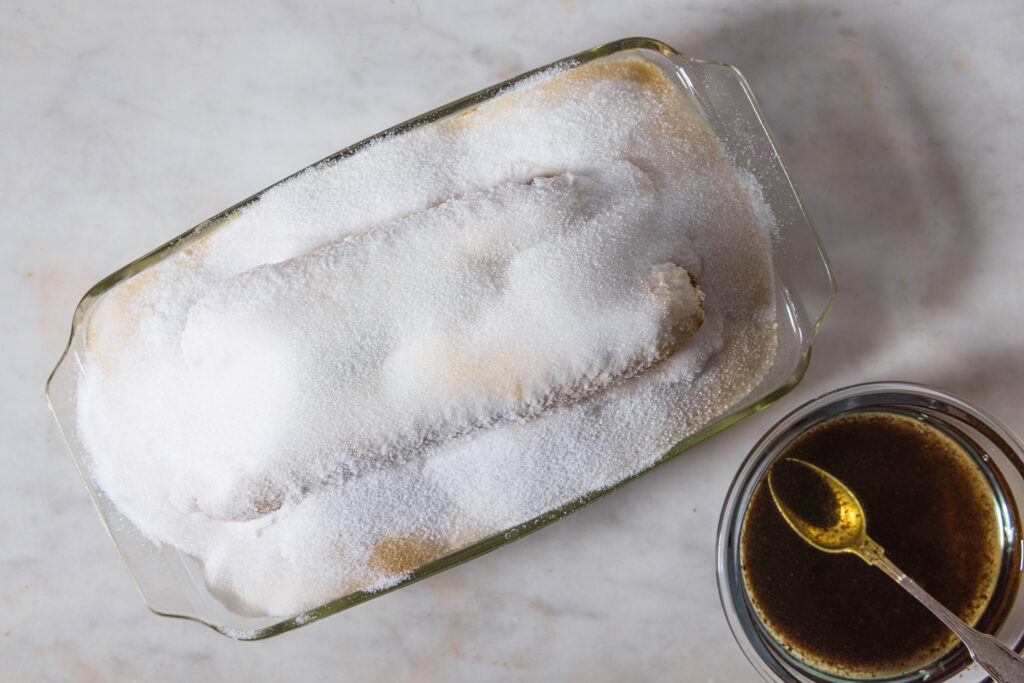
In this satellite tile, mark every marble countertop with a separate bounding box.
[6,1,1024,680]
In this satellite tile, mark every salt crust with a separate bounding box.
[78,56,777,616]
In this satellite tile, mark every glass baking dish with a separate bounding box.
[46,37,836,639]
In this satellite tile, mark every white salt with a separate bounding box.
[78,56,777,616]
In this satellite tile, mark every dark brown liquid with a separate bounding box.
[741,411,1005,679]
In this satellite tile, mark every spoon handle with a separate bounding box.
[873,555,1024,683]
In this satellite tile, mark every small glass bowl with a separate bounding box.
[717,382,1024,682]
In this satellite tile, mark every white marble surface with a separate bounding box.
[5,0,1024,680]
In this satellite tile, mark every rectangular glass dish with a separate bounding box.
[46,37,836,639]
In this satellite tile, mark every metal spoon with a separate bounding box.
[768,458,1024,683]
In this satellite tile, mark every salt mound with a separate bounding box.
[78,56,777,616]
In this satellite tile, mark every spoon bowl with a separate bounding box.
[768,458,870,555]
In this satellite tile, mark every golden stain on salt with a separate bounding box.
[368,535,450,576]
